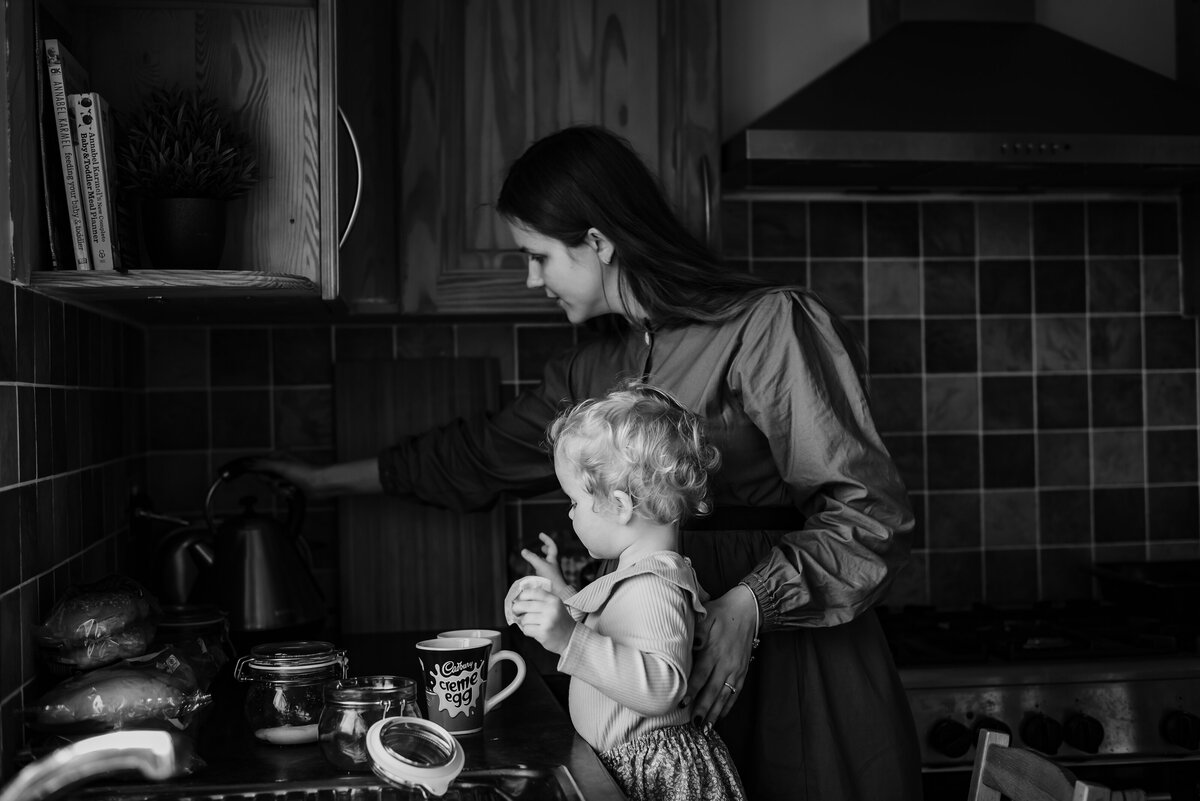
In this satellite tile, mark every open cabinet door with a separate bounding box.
[335,357,504,632]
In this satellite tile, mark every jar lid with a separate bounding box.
[325,675,416,708]
[234,640,347,683]
[157,604,226,628]
[366,717,464,797]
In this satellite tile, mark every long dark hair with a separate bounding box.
[496,125,865,377]
[496,125,783,328]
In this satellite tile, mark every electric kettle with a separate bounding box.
[186,459,327,638]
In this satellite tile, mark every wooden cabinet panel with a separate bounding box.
[335,358,505,632]
[382,0,719,316]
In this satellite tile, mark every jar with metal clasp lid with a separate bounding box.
[319,675,420,771]
[234,640,348,744]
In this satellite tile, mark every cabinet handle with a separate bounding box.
[700,155,712,245]
[338,105,364,250]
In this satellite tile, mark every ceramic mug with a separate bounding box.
[437,629,505,701]
[415,637,525,736]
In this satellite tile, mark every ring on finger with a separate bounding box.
[723,681,737,694]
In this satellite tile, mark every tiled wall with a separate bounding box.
[722,195,1199,608]
[0,284,145,778]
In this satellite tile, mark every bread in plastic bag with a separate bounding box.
[24,646,212,735]
[34,574,160,672]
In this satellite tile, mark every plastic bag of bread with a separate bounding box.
[34,575,161,673]
[24,646,212,735]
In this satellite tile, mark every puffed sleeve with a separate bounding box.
[375,353,570,511]
[733,292,914,629]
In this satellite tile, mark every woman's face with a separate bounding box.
[508,222,614,324]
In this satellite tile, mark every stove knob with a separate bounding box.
[1063,713,1105,754]
[928,718,973,758]
[1020,713,1063,755]
[1161,711,1200,751]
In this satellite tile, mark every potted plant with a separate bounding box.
[118,86,260,269]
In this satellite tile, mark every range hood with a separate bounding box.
[723,14,1200,192]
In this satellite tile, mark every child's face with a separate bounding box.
[553,447,622,560]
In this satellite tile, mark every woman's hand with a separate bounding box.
[511,586,576,655]
[242,453,381,498]
[520,533,573,598]
[684,583,758,726]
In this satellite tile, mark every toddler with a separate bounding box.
[507,382,746,801]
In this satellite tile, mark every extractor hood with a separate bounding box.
[723,16,1200,192]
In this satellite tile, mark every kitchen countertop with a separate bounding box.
[70,631,624,800]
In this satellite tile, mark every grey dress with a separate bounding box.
[380,289,923,801]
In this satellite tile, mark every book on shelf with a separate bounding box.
[71,91,125,272]
[38,38,92,270]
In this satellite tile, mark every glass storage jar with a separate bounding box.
[319,675,420,771]
[234,640,348,744]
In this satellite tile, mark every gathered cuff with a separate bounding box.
[741,571,781,632]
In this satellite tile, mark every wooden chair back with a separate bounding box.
[967,728,1113,801]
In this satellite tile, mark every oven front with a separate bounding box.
[880,604,1200,801]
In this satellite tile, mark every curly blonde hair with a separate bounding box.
[547,382,721,525]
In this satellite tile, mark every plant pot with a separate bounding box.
[140,197,227,269]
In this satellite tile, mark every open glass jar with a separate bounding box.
[319,675,420,771]
[234,641,348,745]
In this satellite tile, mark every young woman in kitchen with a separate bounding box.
[507,381,745,801]
[252,124,922,800]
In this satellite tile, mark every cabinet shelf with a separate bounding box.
[30,268,318,300]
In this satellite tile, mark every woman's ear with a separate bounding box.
[611,490,635,525]
[586,227,616,266]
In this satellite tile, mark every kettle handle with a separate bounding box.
[205,457,307,538]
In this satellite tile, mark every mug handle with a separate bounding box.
[484,649,526,713]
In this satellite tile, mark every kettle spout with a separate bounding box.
[0,730,186,801]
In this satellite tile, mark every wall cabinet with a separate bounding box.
[3,0,338,321]
[344,0,721,316]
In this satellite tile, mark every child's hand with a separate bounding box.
[520,532,572,597]
[511,586,575,655]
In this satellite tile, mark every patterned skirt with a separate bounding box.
[599,723,748,801]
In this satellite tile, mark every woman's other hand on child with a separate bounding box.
[512,586,576,655]
[683,583,759,727]
[520,532,572,597]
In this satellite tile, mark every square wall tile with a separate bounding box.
[867,260,920,316]
[924,319,977,373]
[810,260,864,318]
[809,202,863,258]
[1093,488,1146,544]
[1092,430,1144,486]
[926,491,981,549]
[1089,317,1141,370]
[866,202,919,258]
[1044,428,1105,498]
[922,202,975,258]
[1039,489,1092,545]
[979,260,1032,315]
[981,376,1033,430]
[1033,202,1085,257]
[978,202,1030,257]
[867,319,923,374]
[1148,486,1199,541]
[869,376,924,433]
[273,327,333,385]
[1034,260,1086,314]
[751,201,807,258]
[211,329,269,386]
[1147,429,1199,484]
[988,489,1036,551]
[1036,316,1087,372]
[1142,202,1179,256]
[1146,372,1197,427]
[1087,201,1139,256]
[1088,258,1140,313]
[924,260,976,316]
[925,375,978,433]
[980,318,1033,372]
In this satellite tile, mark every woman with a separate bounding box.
[256,125,922,800]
